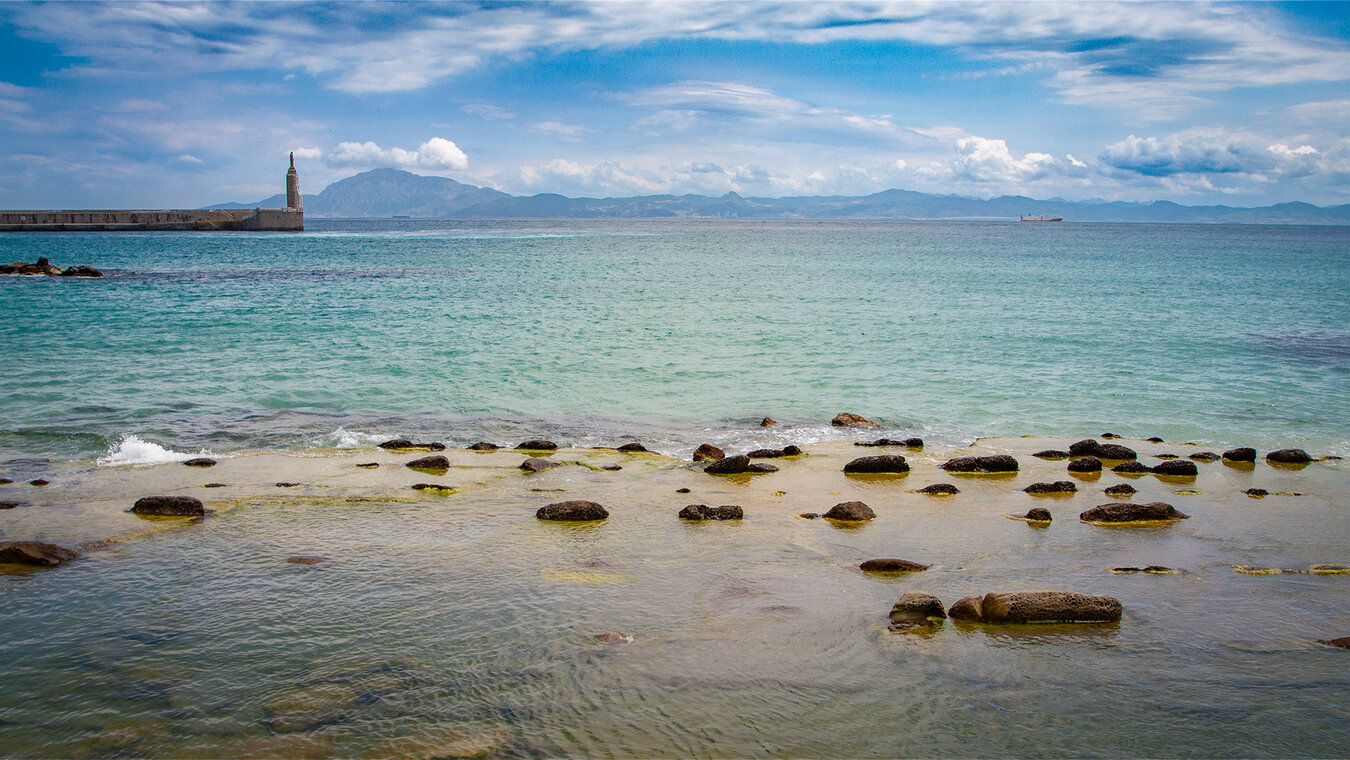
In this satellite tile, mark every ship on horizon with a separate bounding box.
[1020,213,1063,222]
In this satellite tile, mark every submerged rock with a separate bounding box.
[822,501,875,521]
[745,462,780,473]
[354,462,379,469]
[843,455,910,474]
[1112,461,1151,474]
[948,590,1121,624]
[1104,484,1137,497]
[888,591,947,630]
[411,483,457,493]
[747,447,794,458]
[1023,481,1076,494]
[861,559,930,573]
[678,504,743,520]
[1032,449,1071,460]
[1223,447,1257,463]
[1145,436,1165,443]
[1189,451,1221,462]
[1245,488,1269,498]
[1111,565,1175,574]
[286,556,326,565]
[1067,457,1102,473]
[406,455,451,472]
[692,443,725,462]
[601,464,622,471]
[1266,448,1312,464]
[917,483,959,495]
[467,442,499,451]
[182,457,217,468]
[832,412,882,428]
[1154,453,1178,460]
[203,482,227,488]
[675,487,691,494]
[519,457,560,473]
[516,440,558,451]
[705,455,777,475]
[378,439,445,451]
[130,495,206,517]
[0,540,81,566]
[797,512,820,519]
[536,500,608,521]
[1022,507,1053,522]
[1321,637,1350,649]
[855,437,922,448]
[1080,501,1188,523]
[275,482,300,488]
[29,479,48,487]
[616,442,649,453]
[1151,459,1198,477]
[941,454,1018,473]
[0,500,22,509]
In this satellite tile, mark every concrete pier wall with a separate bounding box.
[0,208,303,232]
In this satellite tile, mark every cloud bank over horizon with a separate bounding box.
[1,1,1348,208]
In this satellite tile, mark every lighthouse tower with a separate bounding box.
[286,152,303,211]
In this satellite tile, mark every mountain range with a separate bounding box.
[216,168,1350,224]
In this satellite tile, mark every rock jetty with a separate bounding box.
[1,258,102,277]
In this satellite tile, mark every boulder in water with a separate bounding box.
[917,483,959,495]
[1223,447,1257,463]
[1112,461,1151,474]
[130,495,206,517]
[888,591,947,630]
[1080,501,1188,523]
[0,540,81,566]
[843,455,910,474]
[1266,448,1312,465]
[182,457,217,468]
[861,558,929,573]
[692,443,725,462]
[1022,507,1053,522]
[519,457,560,473]
[941,454,1018,473]
[831,413,881,428]
[515,440,558,451]
[1104,484,1137,497]
[1024,481,1076,494]
[616,442,649,453]
[536,500,608,521]
[949,590,1121,624]
[406,455,450,472]
[822,501,875,521]
[1033,449,1071,460]
[678,504,743,520]
[467,442,499,451]
[1067,457,1102,473]
[760,417,778,427]
[1151,459,1197,477]
[1189,451,1220,462]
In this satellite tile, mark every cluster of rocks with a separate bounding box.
[378,439,445,451]
[703,455,778,475]
[1,257,102,277]
[855,437,923,448]
[889,590,1122,631]
[941,454,1018,473]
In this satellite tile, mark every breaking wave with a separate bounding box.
[97,434,204,466]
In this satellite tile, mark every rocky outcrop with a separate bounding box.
[1080,501,1188,523]
[1151,459,1198,477]
[182,457,217,468]
[948,590,1121,624]
[1189,451,1220,462]
[130,495,206,516]
[1023,481,1076,494]
[678,504,743,520]
[519,457,560,473]
[536,500,608,521]
[406,455,450,472]
[862,559,929,573]
[1032,449,1071,460]
[1266,448,1312,464]
[2,258,102,277]
[888,591,947,630]
[616,443,650,453]
[1068,439,1137,460]
[467,442,499,451]
[855,438,923,448]
[692,443,725,462]
[1223,447,1257,463]
[822,501,875,521]
[515,440,558,451]
[831,413,881,428]
[1022,507,1053,522]
[843,455,910,474]
[0,540,81,566]
[1067,457,1102,473]
[760,417,778,427]
[940,454,1018,473]
[378,439,446,451]
[917,483,959,495]
[1104,484,1137,497]
[1111,461,1151,474]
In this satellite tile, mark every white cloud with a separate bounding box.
[177,154,203,164]
[326,137,468,171]
[292,147,323,160]
[532,121,588,141]
[1100,129,1323,178]
[463,103,517,120]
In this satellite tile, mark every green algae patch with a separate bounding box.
[1235,564,1349,576]
[1172,489,1204,495]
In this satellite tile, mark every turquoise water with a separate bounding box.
[2,219,1347,461]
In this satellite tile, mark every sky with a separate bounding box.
[2,1,1350,209]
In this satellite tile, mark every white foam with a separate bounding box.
[97,434,203,466]
[320,427,388,449]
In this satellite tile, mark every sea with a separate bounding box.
[1,219,1348,758]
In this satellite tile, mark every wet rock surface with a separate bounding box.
[831,412,882,428]
[747,445,802,458]
[822,501,875,521]
[1189,451,1221,461]
[1067,457,1102,473]
[1151,459,1198,477]
[1023,481,1076,494]
[2,258,103,277]
[888,591,947,630]
[704,455,777,475]
[1223,447,1257,463]
[1080,501,1189,522]
[411,483,456,492]
[536,500,608,521]
[843,455,910,474]
[855,438,923,448]
[678,504,743,520]
[1112,461,1151,474]
[948,590,1122,624]
[1267,448,1312,464]
[130,495,206,517]
[692,443,725,462]
[917,483,959,495]
[1032,449,1071,460]
[1104,484,1137,497]
[616,443,650,453]
[1022,507,1053,522]
[406,455,451,471]
[941,454,1018,473]
[378,439,445,451]
[759,417,778,427]
[182,457,217,468]
[860,558,930,573]
[0,540,81,566]
[1111,565,1175,574]
[519,457,561,473]
[515,440,558,451]
[466,442,499,451]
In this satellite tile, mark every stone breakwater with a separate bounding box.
[0,208,302,232]
[1,257,101,277]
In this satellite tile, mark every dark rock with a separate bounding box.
[1068,439,1104,456]
[822,501,875,521]
[744,462,779,473]
[888,591,947,629]
[1246,488,1269,498]
[1154,453,1178,459]
[952,590,1122,624]
[595,631,635,644]
[798,512,820,519]
[379,439,446,451]
[1189,451,1220,462]
[536,500,608,521]
[1112,565,1174,573]
[286,556,326,565]
[182,457,217,468]
[781,445,803,456]
[1023,507,1052,522]
[678,504,743,520]
[406,455,451,471]
[0,478,11,484]
[747,448,783,458]
[515,440,558,451]
[843,455,910,474]
[1067,457,1102,473]
[519,457,560,473]
[1080,501,1188,522]
[675,487,691,493]
[917,483,959,495]
[1151,460,1198,477]
[692,443,725,462]
[760,417,778,427]
[1145,436,1165,443]
[130,495,206,517]
[601,464,622,471]
[862,558,929,573]
[1322,637,1350,649]
[0,500,22,509]
[1266,448,1312,464]
[354,462,379,469]
[411,483,456,492]
[0,540,81,566]
[29,479,48,487]
[203,483,227,488]
[275,482,300,488]
[1101,433,1120,439]
[59,265,103,277]
[467,442,499,451]
[1112,461,1151,474]
[941,454,1018,473]
[1104,484,1136,497]
[1024,481,1076,495]
[704,455,750,475]
[1096,443,1138,461]
[1223,447,1257,463]
[831,413,881,428]
[1032,449,1071,460]
[616,443,649,453]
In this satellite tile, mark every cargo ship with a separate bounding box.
[1019,214,1063,222]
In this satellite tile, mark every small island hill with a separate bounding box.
[0,156,304,232]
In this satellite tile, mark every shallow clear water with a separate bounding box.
[2,219,1348,461]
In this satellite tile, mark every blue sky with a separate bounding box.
[2,1,1349,208]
